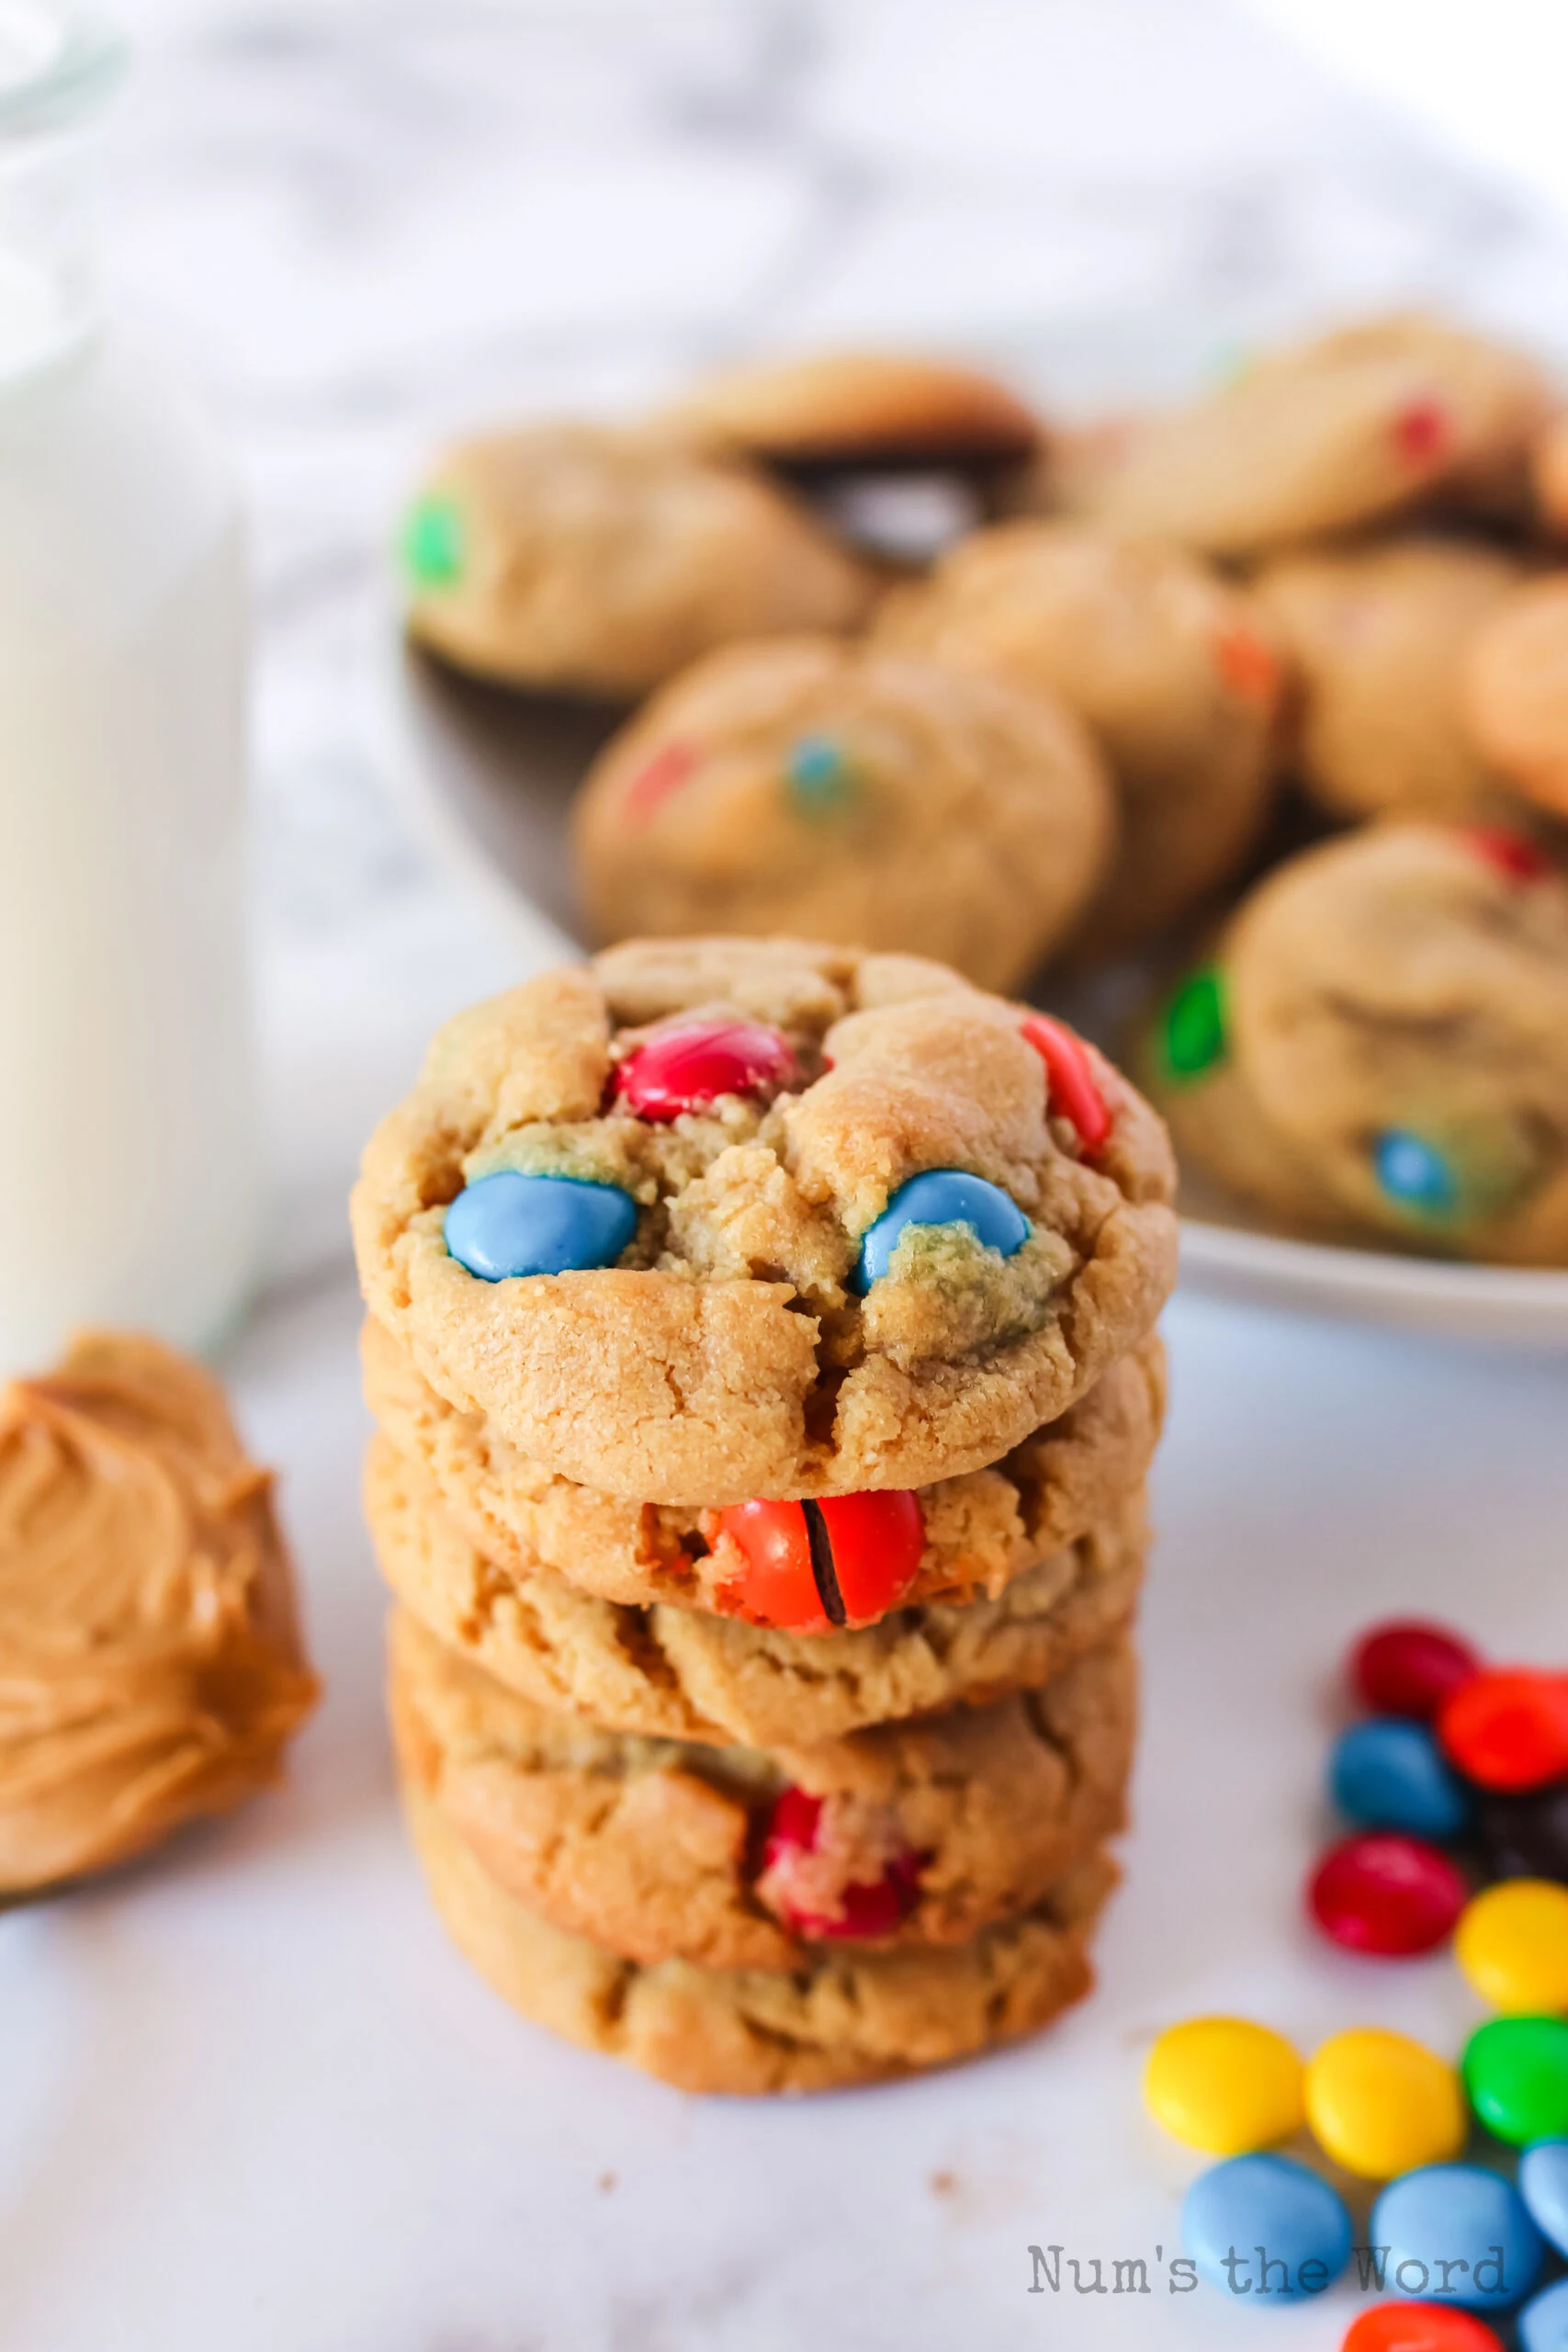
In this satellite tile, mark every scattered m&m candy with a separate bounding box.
[1518,2276,1568,2352]
[1370,2164,1543,2312]
[1453,1880,1568,2015]
[1182,2153,1351,2301]
[1351,1621,1483,1722]
[714,1490,924,1633]
[1304,2028,1464,2180]
[1309,1833,1468,1958]
[1143,2017,1303,2155]
[1518,2142,1568,2260]
[1462,2015,1568,2146]
[1019,1013,1111,1158]
[757,1786,921,1939]
[1341,2308,1505,2351]
[445,1170,638,1282]
[853,1169,1029,1293]
[1439,1670,1568,1794]
[1160,966,1226,1081]
[613,1021,798,1121]
[1329,1719,1472,1841]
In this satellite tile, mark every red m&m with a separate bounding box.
[613,1021,798,1121]
[1020,1013,1111,1157]
[1340,2305,1505,2351]
[758,1787,921,1939]
[622,739,698,823]
[715,1489,924,1633]
[1460,825,1551,885]
[1350,1621,1482,1722]
[1309,1833,1469,1958]
[1439,1669,1568,1793]
[1393,398,1449,466]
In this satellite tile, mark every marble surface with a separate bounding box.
[9,5,1568,2346]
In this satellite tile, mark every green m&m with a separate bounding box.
[1161,966,1228,1082]
[401,492,466,590]
[1462,2015,1568,2146]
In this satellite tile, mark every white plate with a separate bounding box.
[382,634,1568,1348]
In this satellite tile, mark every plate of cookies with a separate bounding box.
[384,322,1568,1344]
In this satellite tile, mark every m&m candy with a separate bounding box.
[1518,2143,1568,2260]
[1143,2017,1303,2154]
[1462,2016,1568,2146]
[624,740,698,824]
[854,1170,1029,1292]
[1019,1013,1111,1157]
[758,1787,920,1939]
[613,1022,797,1121]
[1461,825,1551,885]
[1341,2311,1505,2351]
[1439,1671,1568,1793]
[1350,1621,1482,1722]
[786,734,854,812]
[1370,2164,1543,2312]
[401,492,465,587]
[1375,1130,1459,1218]
[1453,1881,1568,2014]
[1477,1781,1568,1886]
[1304,2028,1464,2179]
[1393,399,1450,466]
[1160,967,1227,1081]
[714,1490,924,1633]
[1329,1719,1472,1841]
[445,1170,638,1281]
[1182,2154,1351,2301]
[1309,1833,1469,1958]
[1518,2277,1568,2352]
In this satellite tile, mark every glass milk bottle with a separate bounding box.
[0,6,258,1372]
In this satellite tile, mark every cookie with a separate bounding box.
[1529,413,1568,536]
[404,1775,1117,2093]
[351,937,1178,1502]
[1463,575,1568,818]
[1074,314,1551,558]
[1256,537,1525,820]
[0,1332,318,1894]
[400,424,877,697]
[363,1314,1165,1623]
[1150,825,1568,1262]
[366,1432,1147,1748]
[390,1605,1134,1968]
[656,350,1042,470]
[570,637,1114,991]
[877,521,1282,959]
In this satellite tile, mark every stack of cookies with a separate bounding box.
[351,936,1178,2092]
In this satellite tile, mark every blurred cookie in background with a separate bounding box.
[401,423,879,698]
[1464,574,1568,820]
[876,520,1284,961]
[1255,536,1527,821]
[570,635,1114,991]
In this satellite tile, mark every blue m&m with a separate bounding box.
[786,734,853,813]
[445,1170,637,1281]
[1181,2153,1351,2301]
[1370,2165,1544,2311]
[1520,2276,1568,2352]
[1329,1718,1473,1841]
[1375,1130,1459,1218]
[854,1170,1030,1293]
[1519,2143,1568,2260]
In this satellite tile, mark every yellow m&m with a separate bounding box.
[1304,2027,1464,2179]
[1454,1879,1568,2014]
[1144,2017,1304,2154]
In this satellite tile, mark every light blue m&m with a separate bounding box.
[854,1169,1030,1294]
[1520,2143,1568,2260]
[445,1170,637,1282]
[1182,2153,1351,2301]
[1370,2165,1544,2312]
[1519,2275,1568,2352]
[785,734,853,813]
[1329,1717,1473,1840]
[1375,1129,1459,1218]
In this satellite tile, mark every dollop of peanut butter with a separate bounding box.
[0,1331,318,1894]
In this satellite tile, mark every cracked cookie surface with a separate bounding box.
[404,1774,1117,2094]
[391,1606,1134,1970]
[367,1433,1147,1748]
[351,937,1177,1503]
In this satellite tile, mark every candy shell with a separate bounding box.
[1161,967,1227,1081]
[1440,1672,1568,1794]
[1461,826,1551,884]
[854,1170,1029,1293]
[1518,2143,1568,2260]
[1454,1881,1568,2014]
[1306,2028,1465,2180]
[1143,2017,1303,2155]
[1370,2164,1543,2311]
[401,492,465,587]
[1330,1719,1472,1840]
[1019,1014,1111,1157]
[613,1021,797,1121]
[624,740,698,825]
[1518,2276,1568,2352]
[758,1788,921,1940]
[1309,1833,1469,1957]
[1462,2016,1568,2146]
[786,734,853,812]
[715,1490,925,1634]
[1477,1782,1568,1887]
[1393,399,1450,465]
[1182,2153,1351,2302]
[1351,1622,1482,1722]
[444,1170,638,1282]
[1341,2307,1506,2351]
[1375,1130,1458,1217]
